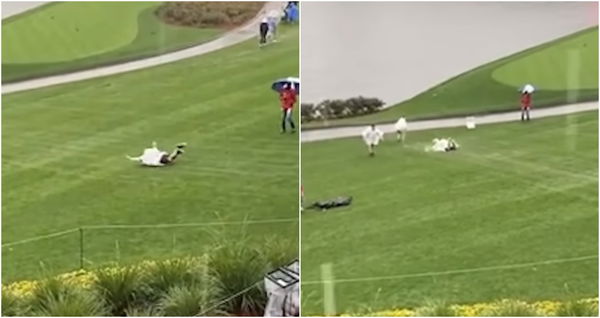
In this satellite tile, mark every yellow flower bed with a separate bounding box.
[344,298,598,317]
[2,256,206,299]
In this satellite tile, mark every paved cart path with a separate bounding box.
[301,102,599,143]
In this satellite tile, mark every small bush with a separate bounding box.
[2,291,29,316]
[29,277,70,311]
[301,97,385,123]
[31,288,108,316]
[209,240,269,316]
[142,258,206,300]
[554,299,599,317]
[124,304,163,317]
[156,2,264,28]
[482,299,542,317]
[158,284,223,316]
[93,266,141,316]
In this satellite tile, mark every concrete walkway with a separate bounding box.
[301,102,599,143]
[2,2,284,95]
[2,2,47,19]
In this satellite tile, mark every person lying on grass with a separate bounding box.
[305,196,353,211]
[425,138,459,152]
[126,141,186,167]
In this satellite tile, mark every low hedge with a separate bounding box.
[301,97,385,123]
[2,237,297,317]
[156,2,265,28]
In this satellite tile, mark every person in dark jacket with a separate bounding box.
[259,17,269,46]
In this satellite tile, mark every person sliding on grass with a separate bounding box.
[280,83,297,133]
[362,124,384,157]
[126,141,186,167]
[425,137,459,152]
[394,116,407,143]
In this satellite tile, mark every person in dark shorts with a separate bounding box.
[521,92,532,121]
[259,17,269,46]
[127,142,186,167]
[280,83,297,133]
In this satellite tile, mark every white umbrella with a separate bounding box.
[521,84,535,94]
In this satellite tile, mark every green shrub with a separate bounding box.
[2,291,30,316]
[31,289,108,316]
[156,2,264,28]
[482,300,542,317]
[93,266,142,316]
[158,284,223,316]
[301,97,385,123]
[209,240,269,316]
[142,258,206,300]
[554,300,599,317]
[124,305,163,316]
[301,103,316,123]
[29,277,70,310]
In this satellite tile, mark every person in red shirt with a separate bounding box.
[521,92,532,121]
[280,83,297,133]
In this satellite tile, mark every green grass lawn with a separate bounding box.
[2,25,299,282]
[2,2,224,83]
[303,27,598,129]
[301,112,598,315]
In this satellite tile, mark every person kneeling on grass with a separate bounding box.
[362,124,384,157]
[426,138,459,152]
[127,141,186,167]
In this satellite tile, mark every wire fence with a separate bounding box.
[2,218,298,282]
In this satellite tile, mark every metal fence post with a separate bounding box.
[79,227,84,270]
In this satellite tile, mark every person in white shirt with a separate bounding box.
[394,116,407,143]
[426,138,459,152]
[361,124,384,157]
[127,141,186,167]
[267,10,280,42]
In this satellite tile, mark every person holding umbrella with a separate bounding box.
[280,83,297,133]
[520,84,534,121]
[272,78,299,134]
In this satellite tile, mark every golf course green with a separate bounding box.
[493,28,598,90]
[303,27,598,128]
[301,112,598,315]
[2,24,299,282]
[2,2,227,82]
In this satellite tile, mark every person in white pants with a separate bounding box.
[362,124,384,157]
[426,138,459,152]
[126,141,186,167]
[394,116,407,143]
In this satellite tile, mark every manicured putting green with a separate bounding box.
[2,26,299,282]
[3,2,156,63]
[493,29,599,90]
[301,112,598,315]
[2,2,223,82]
